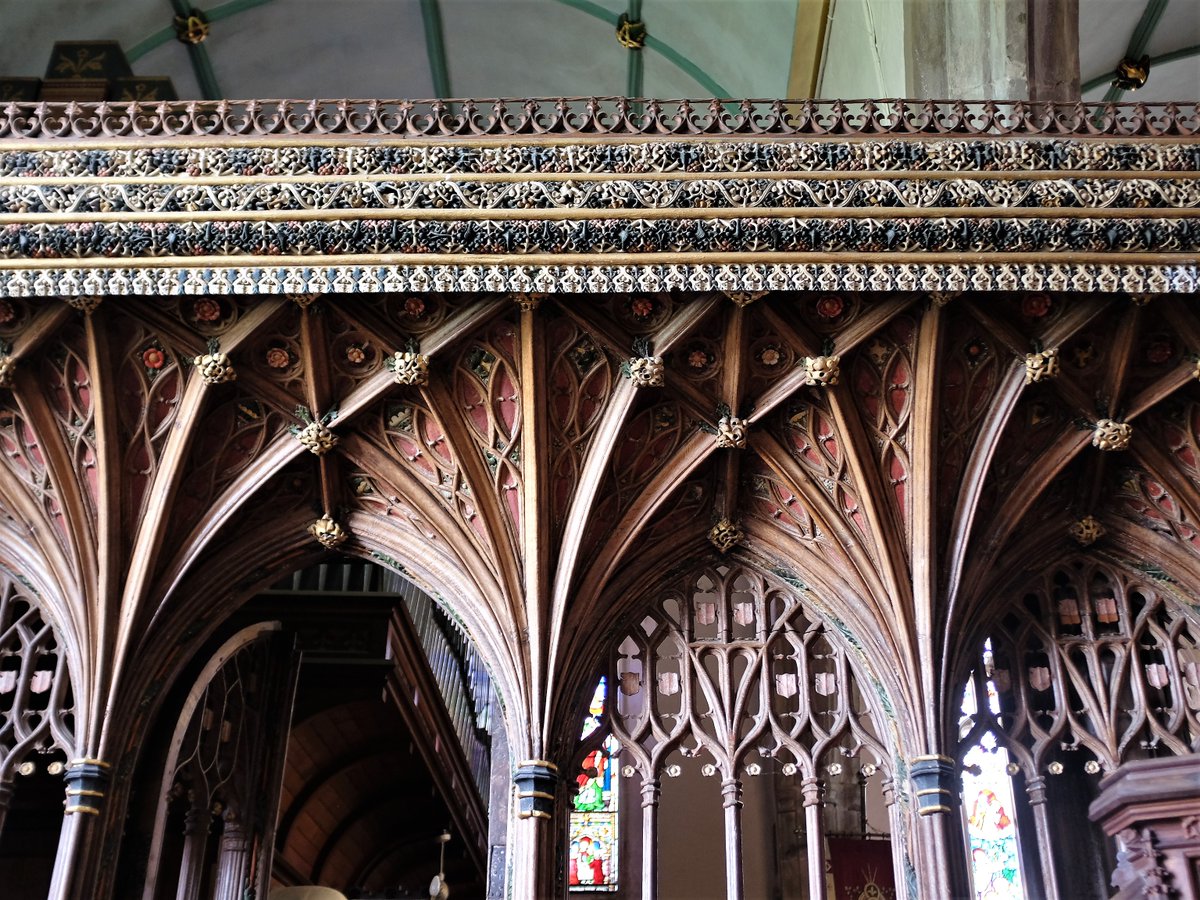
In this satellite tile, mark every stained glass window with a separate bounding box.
[569,677,618,891]
[961,644,1024,900]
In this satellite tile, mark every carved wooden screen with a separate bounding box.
[957,559,1200,898]
[604,562,894,900]
[0,572,74,830]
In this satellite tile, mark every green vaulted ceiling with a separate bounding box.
[1,0,1198,101]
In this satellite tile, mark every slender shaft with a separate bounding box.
[802,777,827,900]
[1025,777,1061,900]
[640,778,660,900]
[721,777,744,900]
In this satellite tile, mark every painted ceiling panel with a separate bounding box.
[202,0,435,99]
[440,0,626,97]
[641,0,797,98]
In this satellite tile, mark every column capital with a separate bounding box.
[513,760,558,821]
[63,758,112,817]
[909,755,958,817]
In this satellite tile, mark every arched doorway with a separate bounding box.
[120,559,502,900]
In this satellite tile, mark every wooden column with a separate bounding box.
[174,793,213,900]
[47,759,111,900]
[639,777,660,900]
[511,760,559,899]
[801,776,827,900]
[1027,0,1080,101]
[1089,756,1200,899]
[909,755,972,898]
[720,777,744,900]
[213,808,250,900]
[0,781,12,840]
[1024,776,1061,900]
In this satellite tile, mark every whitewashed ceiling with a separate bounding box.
[1,0,1197,101]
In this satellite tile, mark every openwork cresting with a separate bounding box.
[2,99,1199,139]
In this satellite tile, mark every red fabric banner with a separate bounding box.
[827,837,897,900]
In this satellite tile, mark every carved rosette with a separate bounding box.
[627,355,665,388]
[296,421,338,455]
[0,355,16,388]
[65,295,104,315]
[715,416,748,450]
[1092,419,1132,451]
[308,513,348,549]
[802,355,841,386]
[193,351,236,385]
[1024,347,1060,384]
[1070,515,1105,546]
[388,351,429,386]
[708,517,744,553]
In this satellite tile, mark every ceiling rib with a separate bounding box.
[554,0,731,98]
[1082,42,1200,94]
[128,0,272,69]
[626,0,644,100]
[164,0,222,98]
[1093,0,1168,101]
[418,0,451,99]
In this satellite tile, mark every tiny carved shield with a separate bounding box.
[620,671,642,695]
[775,673,798,698]
[733,603,754,627]
[1028,667,1051,692]
[695,603,716,626]
[814,672,837,696]
[657,672,680,696]
[1183,661,1200,687]
[0,671,15,693]
[30,670,51,694]
[1145,663,1169,689]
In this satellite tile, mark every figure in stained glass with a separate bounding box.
[569,677,619,891]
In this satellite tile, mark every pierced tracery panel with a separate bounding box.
[0,573,74,783]
[958,559,1200,778]
[609,563,890,787]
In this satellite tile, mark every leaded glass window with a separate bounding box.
[569,677,619,891]
[961,643,1024,900]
